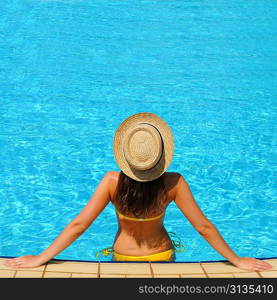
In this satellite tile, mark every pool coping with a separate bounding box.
[0,256,276,278]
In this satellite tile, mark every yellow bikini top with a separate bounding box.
[116,209,165,222]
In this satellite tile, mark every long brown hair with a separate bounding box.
[112,171,168,217]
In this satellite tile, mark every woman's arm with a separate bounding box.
[4,171,113,268]
[174,174,272,271]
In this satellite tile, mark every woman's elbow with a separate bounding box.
[69,222,87,235]
[196,222,216,237]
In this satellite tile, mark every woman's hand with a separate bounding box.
[4,255,45,269]
[235,257,273,271]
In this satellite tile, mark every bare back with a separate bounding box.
[109,171,180,256]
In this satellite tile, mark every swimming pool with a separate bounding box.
[0,0,276,262]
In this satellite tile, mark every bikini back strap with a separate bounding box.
[116,209,165,222]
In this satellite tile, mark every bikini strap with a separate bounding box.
[95,247,114,259]
[116,209,165,222]
[168,232,186,253]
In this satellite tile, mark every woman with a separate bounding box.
[4,112,272,271]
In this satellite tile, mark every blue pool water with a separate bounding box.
[0,0,276,262]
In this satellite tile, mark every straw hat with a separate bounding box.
[113,112,174,182]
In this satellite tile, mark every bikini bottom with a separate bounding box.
[95,232,185,262]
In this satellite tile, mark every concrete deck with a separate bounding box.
[0,258,276,278]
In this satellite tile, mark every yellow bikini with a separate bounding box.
[95,210,185,261]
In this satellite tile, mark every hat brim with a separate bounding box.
[113,112,174,182]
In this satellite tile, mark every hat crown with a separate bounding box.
[123,123,162,170]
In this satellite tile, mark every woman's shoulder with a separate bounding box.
[165,171,181,178]
[164,172,182,193]
[107,170,120,178]
[105,170,120,183]
[107,170,182,202]
[164,171,183,184]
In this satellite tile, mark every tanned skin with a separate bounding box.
[5,171,272,271]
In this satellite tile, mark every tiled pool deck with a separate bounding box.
[0,258,276,278]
